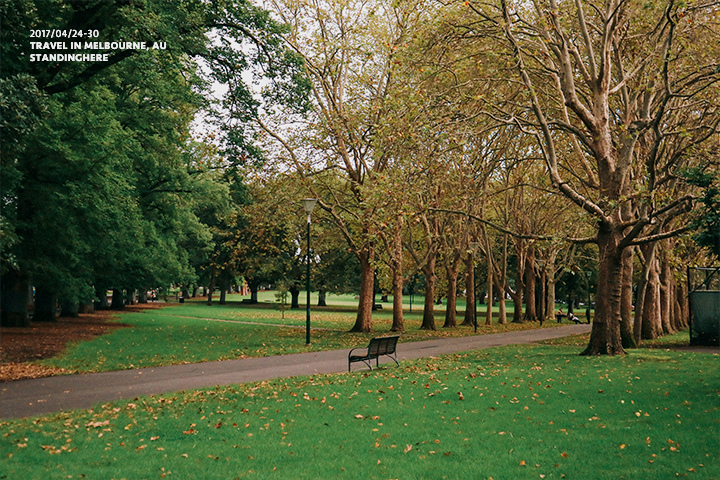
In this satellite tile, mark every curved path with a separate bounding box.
[0,324,591,419]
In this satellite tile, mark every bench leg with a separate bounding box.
[349,359,373,372]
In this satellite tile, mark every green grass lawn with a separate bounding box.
[3,345,718,479]
[36,295,574,374]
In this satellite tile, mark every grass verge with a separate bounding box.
[35,299,572,374]
[2,345,718,479]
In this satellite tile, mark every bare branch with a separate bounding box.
[430,207,596,244]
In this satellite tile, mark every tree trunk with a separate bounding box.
[523,253,537,322]
[675,280,688,330]
[511,239,525,323]
[290,285,300,309]
[79,302,95,314]
[350,248,374,332]
[138,289,148,304]
[462,253,475,326]
[485,263,493,326]
[509,287,523,324]
[318,290,327,307]
[60,302,79,318]
[641,257,663,340]
[659,250,675,335]
[111,289,124,310]
[0,270,31,327]
[207,268,216,305]
[443,266,458,328]
[546,275,556,319]
[34,285,57,322]
[497,292,507,325]
[508,253,524,323]
[391,267,404,332]
[219,277,229,305]
[581,225,625,356]
[619,246,637,348]
[421,256,437,330]
[96,286,111,310]
[249,284,259,303]
[496,234,509,325]
[633,242,657,344]
[538,267,546,323]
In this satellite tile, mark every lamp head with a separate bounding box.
[301,198,318,214]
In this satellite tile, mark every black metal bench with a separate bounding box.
[348,335,400,371]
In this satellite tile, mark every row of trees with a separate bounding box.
[0,0,307,326]
[250,0,720,354]
[2,0,718,357]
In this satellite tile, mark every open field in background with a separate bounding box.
[2,345,718,479]
[158,291,522,330]
[34,293,580,374]
[190,291,593,316]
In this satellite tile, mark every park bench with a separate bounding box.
[348,335,400,372]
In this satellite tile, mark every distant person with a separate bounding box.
[568,312,581,324]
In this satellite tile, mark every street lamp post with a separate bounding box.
[301,198,317,345]
[469,242,481,332]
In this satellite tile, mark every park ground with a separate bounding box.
[0,292,718,479]
[1,291,586,381]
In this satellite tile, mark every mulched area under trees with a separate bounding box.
[0,304,163,382]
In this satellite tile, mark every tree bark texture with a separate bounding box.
[60,302,79,318]
[485,264,493,326]
[391,267,404,332]
[111,289,124,310]
[290,285,300,309]
[34,285,58,322]
[523,252,537,322]
[0,270,31,327]
[581,225,625,356]
[421,256,437,331]
[641,257,663,340]
[462,253,476,327]
[443,267,458,328]
[619,246,637,348]
[350,248,374,332]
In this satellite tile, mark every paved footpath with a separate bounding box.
[0,324,591,420]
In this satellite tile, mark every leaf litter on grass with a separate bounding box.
[1,345,718,479]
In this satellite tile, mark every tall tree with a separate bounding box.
[0,0,309,326]
[260,0,433,332]
[462,0,720,354]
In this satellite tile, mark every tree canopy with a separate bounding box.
[2,0,718,357]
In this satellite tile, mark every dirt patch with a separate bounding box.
[0,303,163,382]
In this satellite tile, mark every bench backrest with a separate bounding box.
[368,336,399,356]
